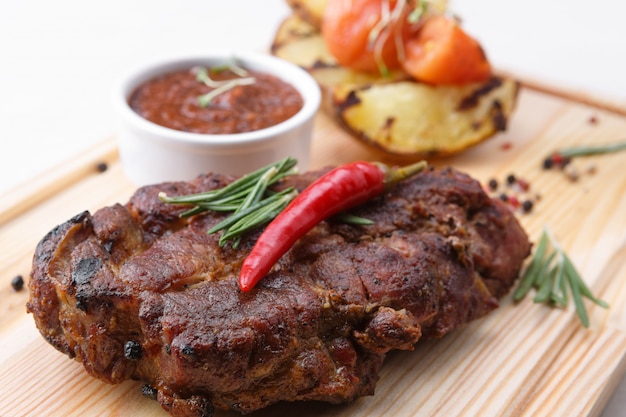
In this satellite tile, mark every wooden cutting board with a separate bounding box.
[1,84,626,417]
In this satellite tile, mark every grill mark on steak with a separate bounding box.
[27,166,531,417]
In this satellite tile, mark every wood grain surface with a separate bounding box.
[1,86,626,417]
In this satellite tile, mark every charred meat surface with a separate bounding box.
[27,166,531,416]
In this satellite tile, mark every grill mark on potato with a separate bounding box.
[457,77,503,111]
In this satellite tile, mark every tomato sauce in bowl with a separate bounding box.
[115,52,321,186]
[128,67,304,134]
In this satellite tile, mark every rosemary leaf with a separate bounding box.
[562,255,610,308]
[566,270,589,328]
[550,254,568,308]
[556,141,626,158]
[189,203,242,213]
[236,166,278,214]
[176,201,227,217]
[513,230,549,301]
[207,188,296,236]
[556,264,569,307]
[533,252,558,304]
[334,213,375,225]
[218,189,297,246]
[532,267,553,304]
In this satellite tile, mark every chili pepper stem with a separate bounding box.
[375,160,428,188]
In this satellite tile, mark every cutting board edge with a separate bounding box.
[0,138,118,226]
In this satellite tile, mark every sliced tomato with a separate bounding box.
[402,16,492,85]
[321,0,411,74]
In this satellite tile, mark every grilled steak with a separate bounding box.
[27,166,531,416]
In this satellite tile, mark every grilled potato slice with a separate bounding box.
[333,78,518,155]
[271,13,335,68]
[272,2,519,156]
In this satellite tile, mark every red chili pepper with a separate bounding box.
[238,160,427,292]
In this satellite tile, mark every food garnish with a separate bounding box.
[159,157,298,248]
[163,157,427,292]
[543,140,626,169]
[239,159,427,291]
[193,64,256,107]
[322,0,491,84]
[365,0,412,77]
[513,226,609,327]
[321,0,410,75]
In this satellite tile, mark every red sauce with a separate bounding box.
[128,67,304,134]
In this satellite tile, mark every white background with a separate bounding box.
[1,1,625,414]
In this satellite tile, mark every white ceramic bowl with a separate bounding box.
[114,51,321,186]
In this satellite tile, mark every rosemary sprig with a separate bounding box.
[212,188,298,246]
[554,141,626,159]
[158,157,298,247]
[159,157,297,206]
[513,226,609,327]
[544,140,626,169]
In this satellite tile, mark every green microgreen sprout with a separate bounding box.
[192,61,256,107]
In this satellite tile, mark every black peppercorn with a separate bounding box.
[96,161,108,173]
[522,200,534,213]
[506,174,516,185]
[124,340,142,360]
[542,157,554,169]
[11,275,24,291]
[487,178,498,191]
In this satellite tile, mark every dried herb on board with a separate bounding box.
[543,140,626,169]
[513,226,609,327]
